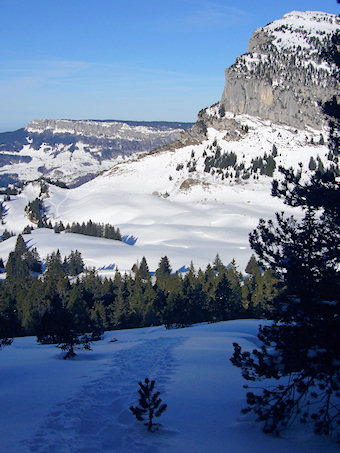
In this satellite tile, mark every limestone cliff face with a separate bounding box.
[220,11,339,129]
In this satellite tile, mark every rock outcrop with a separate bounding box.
[220,11,339,129]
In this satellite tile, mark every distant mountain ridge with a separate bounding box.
[0,119,193,187]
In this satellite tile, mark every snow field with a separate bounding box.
[1,320,338,453]
[0,118,328,272]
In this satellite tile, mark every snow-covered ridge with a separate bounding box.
[27,119,183,140]
[266,10,338,51]
[0,119,193,187]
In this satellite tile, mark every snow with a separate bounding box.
[1,320,338,452]
[265,11,339,52]
[26,120,179,138]
[0,120,185,186]
[0,117,328,273]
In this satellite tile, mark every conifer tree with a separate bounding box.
[139,256,149,279]
[56,314,92,360]
[155,256,172,279]
[0,311,13,349]
[308,156,317,171]
[212,272,232,321]
[163,290,187,328]
[231,161,340,436]
[45,250,65,282]
[130,378,167,431]
[21,278,46,334]
[67,285,91,333]
[66,250,84,276]
[152,284,168,324]
[36,298,65,344]
[142,278,158,326]
[213,253,224,274]
[113,277,132,328]
[226,260,243,316]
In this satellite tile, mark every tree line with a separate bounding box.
[0,238,279,344]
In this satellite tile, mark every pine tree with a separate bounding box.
[142,277,158,326]
[155,256,172,279]
[45,250,65,282]
[113,277,132,328]
[66,285,91,333]
[36,296,66,344]
[210,272,231,321]
[152,284,168,325]
[139,256,149,279]
[130,378,167,431]
[0,311,13,349]
[308,156,317,171]
[212,253,224,274]
[56,320,92,360]
[226,260,243,317]
[163,290,185,328]
[66,250,84,276]
[231,163,340,436]
[5,235,32,293]
[21,278,46,334]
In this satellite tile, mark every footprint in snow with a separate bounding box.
[26,337,184,453]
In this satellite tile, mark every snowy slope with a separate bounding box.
[0,320,338,453]
[0,115,328,270]
[0,115,328,272]
[265,11,338,54]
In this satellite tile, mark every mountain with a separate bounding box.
[0,119,193,187]
[0,10,338,273]
[159,11,339,150]
[220,11,339,129]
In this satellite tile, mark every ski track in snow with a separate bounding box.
[26,337,183,453]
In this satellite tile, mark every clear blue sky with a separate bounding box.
[0,0,338,131]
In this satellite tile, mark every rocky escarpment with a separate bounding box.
[220,11,339,129]
[26,119,190,144]
[0,119,193,187]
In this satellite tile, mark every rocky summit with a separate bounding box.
[220,11,339,129]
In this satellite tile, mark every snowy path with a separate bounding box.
[26,337,183,453]
[2,321,338,453]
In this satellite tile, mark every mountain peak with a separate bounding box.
[220,10,339,129]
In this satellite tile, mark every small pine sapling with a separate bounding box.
[57,331,92,359]
[130,378,167,431]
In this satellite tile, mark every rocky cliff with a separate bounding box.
[220,11,339,129]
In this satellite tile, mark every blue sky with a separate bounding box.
[0,0,338,131]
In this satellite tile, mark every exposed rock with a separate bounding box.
[220,11,339,129]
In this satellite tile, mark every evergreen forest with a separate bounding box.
[0,237,279,344]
